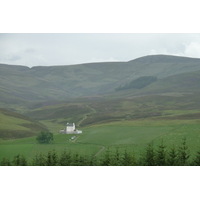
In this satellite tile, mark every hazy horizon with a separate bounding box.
[1,33,200,67]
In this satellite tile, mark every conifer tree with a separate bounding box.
[71,153,80,166]
[89,155,97,166]
[166,145,178,166]
[31,153,46,166]
[12,154,21,166]
[12,154,27,166]
[0,157,11,166]
[51,149,58,166]
[122,150,130,166]
[177,137,190,166]
[101,148,111,166]
[59,150,72,166]
[110,147,121,166]
[192,149,200,166]
[46,151,52,166]
[121,149,137,166]
[78,155,88,166]
[20,155,28,166]
[155,139,166,166]
[45,151,58,166]
[144,142,155,166]
[137,151,146,166]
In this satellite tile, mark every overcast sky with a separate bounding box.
[1,33,200,67]
[1,1,200,68]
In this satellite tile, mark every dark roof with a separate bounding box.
[67,123,74,126]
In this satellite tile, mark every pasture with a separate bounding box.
[1,118,200,162]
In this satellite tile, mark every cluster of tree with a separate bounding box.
[36,131,53,143]
[0,154,28,166]
[1,138,200,166]
[97,138,194,166]
[115,76,157,91]
[0,150,96,166]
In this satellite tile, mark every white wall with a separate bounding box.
[66,123,75,132]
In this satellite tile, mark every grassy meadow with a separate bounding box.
[1,117,200,162]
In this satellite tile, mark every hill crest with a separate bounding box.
[1,54,200,108]
[128,54,200,64]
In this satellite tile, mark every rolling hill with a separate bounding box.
[0,64,71,108]
[2,54,200,136]
[1,54,200,110]
[106,69,200,99]
[0,108,48,139]
[23,68,200,129]
[26,55,200,96]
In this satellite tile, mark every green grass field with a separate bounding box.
[0,135,101,161]
[1,119,200,162]
[78,120,200,156]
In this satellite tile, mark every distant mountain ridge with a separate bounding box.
[129,54,200,63]
[1,54,200,108]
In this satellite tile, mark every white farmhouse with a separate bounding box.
[60,123,82,134]
[66,123,75,132]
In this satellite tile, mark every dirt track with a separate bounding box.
[71,131,105,157]
[94,146,105,157]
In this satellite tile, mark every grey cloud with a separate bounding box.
[24,48,36,53]
[8,54,21,61]
[1,33,200,67]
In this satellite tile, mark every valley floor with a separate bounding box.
[1,118,200,164]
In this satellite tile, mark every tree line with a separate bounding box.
[115,76,157,91]
[1,137,200,166]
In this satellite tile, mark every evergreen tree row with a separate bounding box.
[1,138,200,166]
[115,76,157,91]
